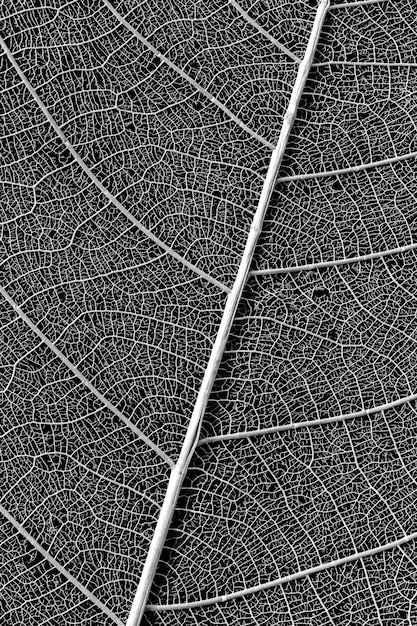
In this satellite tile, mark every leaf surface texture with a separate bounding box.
[1,1,417,624]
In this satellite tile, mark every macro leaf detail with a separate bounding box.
[1,1,417,625]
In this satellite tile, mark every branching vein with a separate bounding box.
[249,242,417,275]
[329,0,387,9]
[198,392,417,444]
[100,0,275,149]
[227,0,302,63]
[276,150,417,182]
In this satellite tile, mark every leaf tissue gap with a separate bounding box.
[126,1,330,624]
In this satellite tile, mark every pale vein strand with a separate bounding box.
[125,2,330,624]
[0,503,124,626]
[313,61,417,67]
[146,532,417,611]
[329,0,386,9]
[100,0,275,150]
[198,392,417,445]
[0,35,230,294]
[227,0,301,63]
[276,150,417,182]
[0,285,174,468]
[249,242,417,276]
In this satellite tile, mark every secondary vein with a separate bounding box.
[100,0,275,149]
[228,0,302,63]
[198,392,417,445]
[249,242,417,275]
[0,285,174,468]
[0,35,230,294]
[276,150,417,182]
[0,503,124,626]
[146,531,417,610]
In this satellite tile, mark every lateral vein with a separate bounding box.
[228,0,301,63]
[0,35,230,294]
[146,531,417,610]
[329,0,387,8]
[0,503,124,626]
[313,61,417,67]
[276,151,417,182]
[198,392,417,445]
[0,285,174,468]
[249,242,417,275]
[100,0,275,149]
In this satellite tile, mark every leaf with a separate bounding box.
[1,0,417,625]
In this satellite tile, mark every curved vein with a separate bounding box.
[0,285,174,468]
[100,0,274,149]
[145,532,417,610]
[0,503,124,626]
[249,242,417,275]
[0,35,230,294]
[228,0,301,63]
[198,392,417,445]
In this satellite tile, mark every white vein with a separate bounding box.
[276,150,417,182]
[146,532,417,610]
[0,35,230,294]
[0,503,124,626]
[0,285,174,468]
[198,392,417,445]
[329,0,387,9]
[249,242,417,275]
[125,2,330,623]
[313,61,417,68]
[100,0,275,150]
[227,0,302,63]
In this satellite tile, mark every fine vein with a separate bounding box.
[125,1,330,624]
[0,286,174,468]
[0,35,230,294]
[0,503,124,626]
[100,0,275,150]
